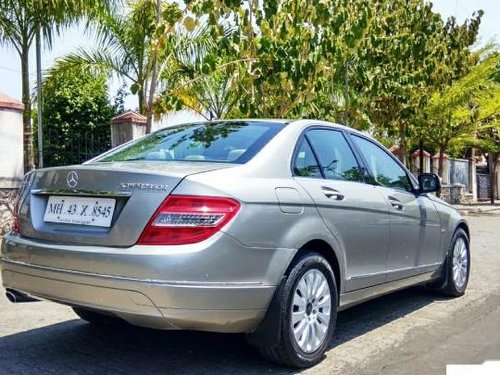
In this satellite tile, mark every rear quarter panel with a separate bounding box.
[173,169,348,292]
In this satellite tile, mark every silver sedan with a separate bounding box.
[1,119,470,368]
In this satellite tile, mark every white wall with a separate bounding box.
[0,109,23,187]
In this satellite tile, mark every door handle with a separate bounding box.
[388,196,403,210]
[321,186,345,200]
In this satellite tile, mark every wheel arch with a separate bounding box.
[247,238,343,348]
[455,220,470,240]
[292,239,342,298]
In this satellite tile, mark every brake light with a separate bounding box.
[138,195,240,245]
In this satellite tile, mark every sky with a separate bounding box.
[0,0,499,124]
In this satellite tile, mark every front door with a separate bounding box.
[350,135,442,281]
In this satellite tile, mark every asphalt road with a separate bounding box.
[1,212,499,375]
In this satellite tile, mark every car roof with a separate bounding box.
[159,118,370,139]
[286,119,368,137]
[193,118,363,132]
[208,119,292,125]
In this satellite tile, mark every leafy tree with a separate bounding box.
[0,0,117,172]
[34,62,116,167]
[458,52,500,202]
[113,83,129,114]
[422,51,500,181]
[149,14,216,123]
[57,0,211,133]
[477,128,500,203]
[168,0,481,155]
[161,0,375,122]
[350,1,482,165]
[156,23,242,119]
[56,0,161,115]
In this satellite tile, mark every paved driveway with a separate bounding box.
[1,213,499,374]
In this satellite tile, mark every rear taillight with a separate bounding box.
[138,195,240,245]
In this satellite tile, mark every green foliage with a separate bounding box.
[54,0,162,114]
[34,62,116,166]
[156,21,242,119]
[0,0,118,170]
[0,0,116,51]
[55,0,212,121]
[4,0,493,167]
[423,51,500,152]
[113,83,129,114]
[159,0,373,121]
[417,48,500,177]
[159,0,482,164]
[350,1,481,164]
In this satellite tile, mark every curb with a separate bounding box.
[456,207,500,215]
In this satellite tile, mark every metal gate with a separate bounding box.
[477,173,491,201]
[449,158,469,191]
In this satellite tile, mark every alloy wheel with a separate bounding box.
[291,269,332,353]
[452,237,468,289]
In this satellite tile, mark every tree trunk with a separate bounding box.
[437,146,445,178]
[36,29,44,169]
[493,154,499,203]
[343,62,350,126]
[419,139,424,174]
[488,153,496,204]
[436,145,445,198]
[495,155,499,202]
[398,123,406,166]
[138,88,145,115]
[145,0,161,134]
[21,46,34,173]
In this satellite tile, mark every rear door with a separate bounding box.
[349,134,442,281]
[293,128,391,291]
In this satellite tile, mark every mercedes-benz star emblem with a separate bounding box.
[66,171,79,188]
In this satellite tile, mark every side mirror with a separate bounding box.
[418,173,441,194]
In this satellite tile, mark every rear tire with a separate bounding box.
[257,252,338,368]
[437,228,470,297]
[72,307,124,326]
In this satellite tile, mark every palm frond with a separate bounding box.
[0,0,26,53]
[51,46,135,82]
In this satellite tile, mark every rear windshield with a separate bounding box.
[96,121,285,164]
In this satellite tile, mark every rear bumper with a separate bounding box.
[1,232,295,333]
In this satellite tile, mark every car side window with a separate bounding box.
[306,129,364,182]
[351,135,412,192]
[293,138,322,178]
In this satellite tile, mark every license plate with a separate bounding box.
[44,196,116,227]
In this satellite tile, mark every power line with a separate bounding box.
[0,65,20,73]
[0,64,38,78]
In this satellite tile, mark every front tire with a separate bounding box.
[258,252,338,368]
[438,228,471,297]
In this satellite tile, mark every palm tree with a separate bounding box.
[163,58,242,120]
[156,23,246,120]
[56,0,214,132]
[0,0,117,172]
[64,0,160,115]
[56,0,165,117]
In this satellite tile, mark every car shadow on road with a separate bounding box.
[333,286,447,348]
[0,287,447,375]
